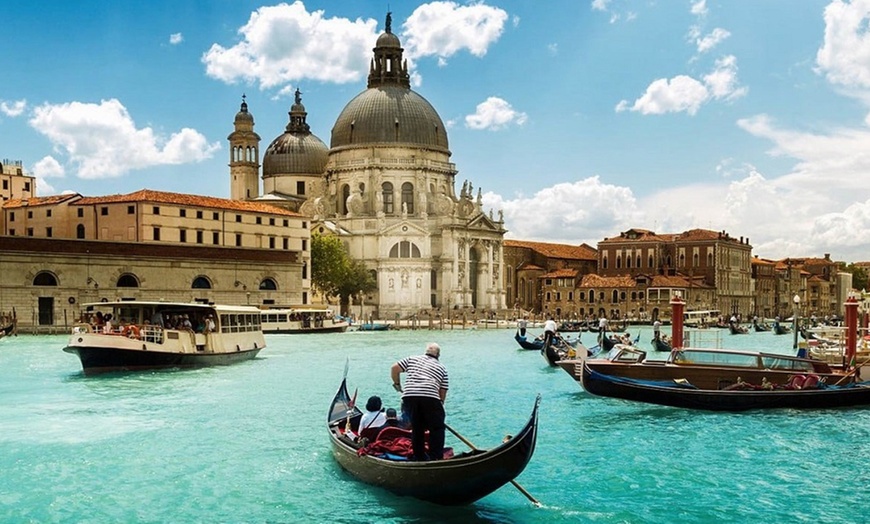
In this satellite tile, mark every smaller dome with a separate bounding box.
[234,98,253,123]
[263,134,328,176]
[376,31,401,48]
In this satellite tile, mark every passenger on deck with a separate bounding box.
[358,396,387,438]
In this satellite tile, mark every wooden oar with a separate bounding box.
[834,355,870,386]
[444,423,541,507]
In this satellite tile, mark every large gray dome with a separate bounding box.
[330,86,449,152]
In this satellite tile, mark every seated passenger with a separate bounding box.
[358,396,387,440]
[382,408,400,428]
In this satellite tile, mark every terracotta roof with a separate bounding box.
[752,257,776,266]
[73,189,303,217]
[540,268,578,279]
[2,194,81,209]
[504,239,597,260]
[675,228,724,241]
[578,274,637,288]
[599,229,673,243]
[517,262,545,271]
[649,275,693,287]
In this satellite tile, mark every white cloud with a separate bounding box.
[1,99,26,117]
[691,0,708,16]
[28,99,220,180]
[616,55,746,115]
[591,0,611,12]
[816,0,870,89]
[401,2,508,62]
[485,176,642,244]
[203,2,378,89]
[465,96,527,130]
[696,27,730,53]
[32,156,65,179]
[169,33,183,45]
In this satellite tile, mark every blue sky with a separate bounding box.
[2,0,870,261]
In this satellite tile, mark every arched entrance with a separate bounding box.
[469,248,479,309]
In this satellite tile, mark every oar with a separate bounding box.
[834,355,870,386]
[444,423,541,507]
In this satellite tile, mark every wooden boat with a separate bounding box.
[557,345,851,390]
[357,322,391,331]
[581,361,870,411]
[260,307,349,334]
[515,332,544,351]
[728,322,749,335]
[650,336,672,352]
[327,372,540,506]
[64,301,265,375]
[752,320,771,332]
[773,322,792,335]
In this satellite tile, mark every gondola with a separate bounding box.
[542,340,562,366]
[327,371,540,506]
[515,332,544,351]
[598,332,617,352]
[728,322,748,335]
[752,321,771,332]
[580,361,870,411]
[773,322,791,335]
[650,336,672,352]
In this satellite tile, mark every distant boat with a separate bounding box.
[260,307,349,334]
[64,301,265,375]
[728,322,749,335]
[357,322,391,331]
[515,332,544,351]
[650,336,672,352]
[773,322,792,335]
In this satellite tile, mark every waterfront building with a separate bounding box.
[1,159,35,203]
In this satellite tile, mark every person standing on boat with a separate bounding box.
[543,317,558,350]
[391,343,449,460]
[518,316,528,338]
[653,319,662,340]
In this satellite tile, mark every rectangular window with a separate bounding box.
[283,219,288,227]
[196,210,203,219]
[127,205,134,214]
[153,227,160,241]
[297,181,305,195]
[180,229,187,242]
[196,230,203,244]
[282,238,288,250]
[9,212,13,221]
[235,233,242,247]
[302,239,307,251]
[256,217,262,225]
[77,208,84,218]
[27,210,32,218]
[302,221,307,229]
[24,182,30,191]
[9,229,14,235]
[212,232,219,245]
[236,214,242,223]
[46,209,52,218]
[180,209,186,218]
[1,180,6,189]
[46,227,53,237]
[153,206,160,215]
[27,227,33,236]
[213,212,219,220]
[101,207,108,216]
[269,237,275,249]
[269,218,275,226]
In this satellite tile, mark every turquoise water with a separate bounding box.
[1,327,869,523]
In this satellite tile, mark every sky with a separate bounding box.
[2,0,870,262]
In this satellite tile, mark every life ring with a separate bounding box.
[123,325,141,339]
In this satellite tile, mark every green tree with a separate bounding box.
[310,233,377,315]
[839,262,869,291]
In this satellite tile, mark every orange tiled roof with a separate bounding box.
[540,268,578,279]
[599,229,675,243]
[517,262,545,271]
[73,189,303,217]
[2,194,81,208]
[752,257,776,266]
[649,275,693,287]
[504,239,597,260]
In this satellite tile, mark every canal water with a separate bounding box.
[1,326,867,523]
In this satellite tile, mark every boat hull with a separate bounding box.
[581,362,870,411]
[515,334,544,351]
[263,324,348,334]
[328,377,539,505]
[63,345,261,375]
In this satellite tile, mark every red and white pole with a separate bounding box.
[670,294,685,350]
[845,294,859,368]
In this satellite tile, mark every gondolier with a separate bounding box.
[391,343,449,460]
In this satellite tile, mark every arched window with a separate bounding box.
[626,256,632,268]
[33,272,58,286]
[636,256,642,267]
[616,256,621,269]
[693,253,700,267]
[76,224,85,239]
[603,257,608,269]
[340,184,350,215]
[259,278,278,290]
[612,290,619,303]
[708,253,714,266]
[389,241,421,258]
[116,274,139,287]
[191,276,212,289]
[382,182,394,214]
[588,289,595,303]
[401,182,414,214]
[579,291,586,301]
[648,255,654,267]
[679,254,685,267]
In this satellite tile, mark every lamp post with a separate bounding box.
[792,294,800,353]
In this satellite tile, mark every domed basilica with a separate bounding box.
[228,14,507,317]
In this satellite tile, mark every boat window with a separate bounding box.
[679,350,758,367]
[762,357,813,372]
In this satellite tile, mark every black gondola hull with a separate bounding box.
[581,362,870,411]
[515,333,544,351]
[63,346,261,375]
[328,377,539,505]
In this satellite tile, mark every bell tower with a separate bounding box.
[228,95,261,200]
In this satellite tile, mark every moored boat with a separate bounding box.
[515,332,544,351]
[650,336,672,352]
[260,307,349,334]
[327,371,540,505]
[357,322,391,331]
[64,301,265,375]
[581,361,870,411]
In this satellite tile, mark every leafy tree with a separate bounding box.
[839,262,869,291]
[311,233,377,315]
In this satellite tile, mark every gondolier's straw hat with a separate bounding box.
[425,342,441,358]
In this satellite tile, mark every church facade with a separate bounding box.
[232,15,507,318]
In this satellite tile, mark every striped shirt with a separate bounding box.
[397,354,449,400]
